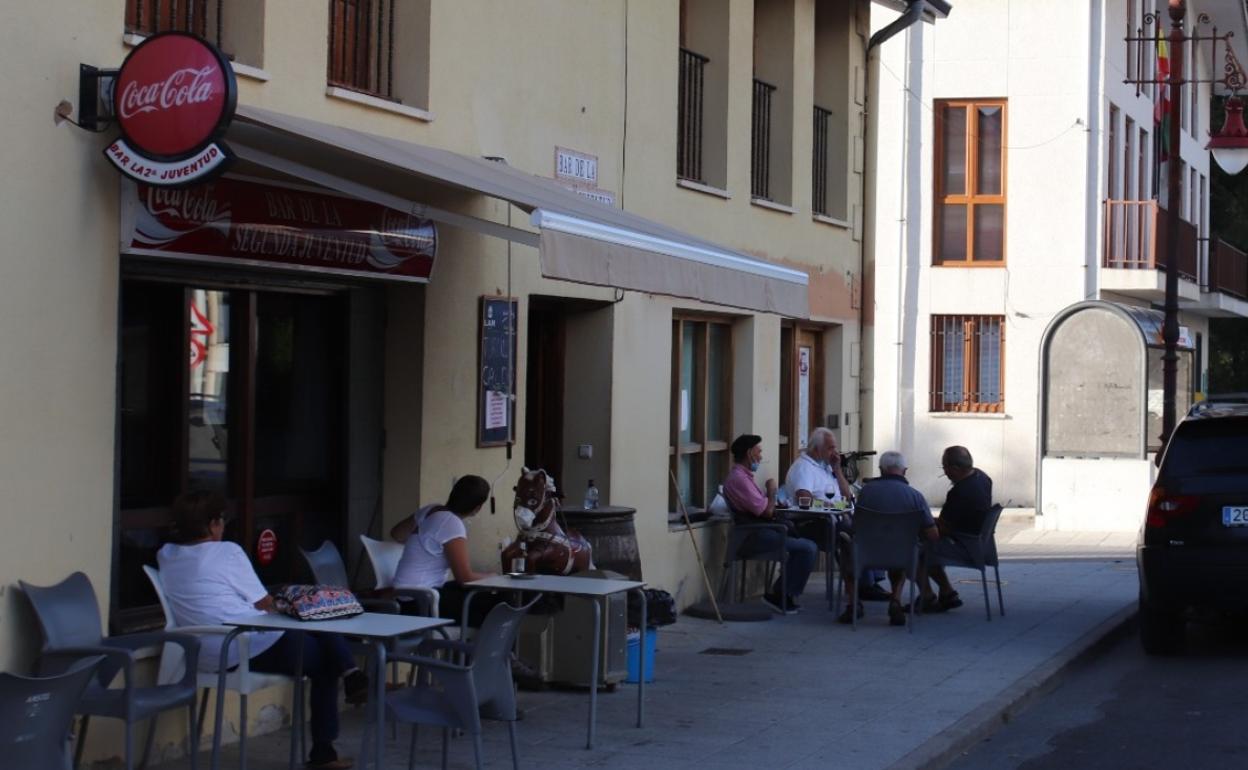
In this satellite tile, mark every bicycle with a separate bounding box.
[839,449,876,495]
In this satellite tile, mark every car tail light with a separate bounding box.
[1145,486,1200,528]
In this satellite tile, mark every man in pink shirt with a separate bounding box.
[722,434,817,614]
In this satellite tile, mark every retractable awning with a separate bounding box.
[227,105,808,317]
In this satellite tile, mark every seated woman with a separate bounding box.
[390,474,497,622]
[157,490,363,770]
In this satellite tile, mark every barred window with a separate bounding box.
[328,0,396,100]
[930,315,1005,413]
[327,0,430,109]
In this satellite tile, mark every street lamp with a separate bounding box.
[1126,1,1247,447]
[1207,96,1248,174]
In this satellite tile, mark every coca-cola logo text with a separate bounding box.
[119,66,219,120]
[145,185,227,223]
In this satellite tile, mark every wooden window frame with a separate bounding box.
[929,314,1005,414]
[933,99,1008,267]
[669,315,733,513]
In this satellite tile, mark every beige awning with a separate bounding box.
[227,105,808,317]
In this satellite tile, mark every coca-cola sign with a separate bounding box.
[120,177,437,282]
[104,33,236,186]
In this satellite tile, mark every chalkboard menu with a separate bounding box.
[478,296,518,447]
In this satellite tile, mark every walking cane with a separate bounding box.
[670,469,724,624]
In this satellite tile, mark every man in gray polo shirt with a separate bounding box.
[849,450,939,626]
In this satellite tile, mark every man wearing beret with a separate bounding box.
[722,434,818,614]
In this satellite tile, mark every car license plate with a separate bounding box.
[1222,506,1248,526]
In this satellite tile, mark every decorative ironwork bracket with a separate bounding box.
[1122,11,1246,95]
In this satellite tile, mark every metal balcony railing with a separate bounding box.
[1102,199,1198,281]
[677,48,709,183]
[751,78,776,201]
[125,0,223,50]
[812,105,833,216]
[1209,238,1248,300]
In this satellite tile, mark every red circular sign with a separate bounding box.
[256,529,278,566]
[113,33,236,160]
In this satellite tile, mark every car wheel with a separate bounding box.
[1139,592,1184,655]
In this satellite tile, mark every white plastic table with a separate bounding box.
[462,574,646,749]
[212,612,451,770]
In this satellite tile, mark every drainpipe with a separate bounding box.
[859,0,948,458]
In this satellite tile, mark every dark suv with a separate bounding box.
[1137,402,1248,653]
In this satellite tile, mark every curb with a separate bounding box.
[889,603,1139,770]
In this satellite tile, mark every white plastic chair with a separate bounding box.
[359,535,443,619]
[142,565,303,769]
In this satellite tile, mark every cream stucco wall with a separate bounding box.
[0,0,869,762]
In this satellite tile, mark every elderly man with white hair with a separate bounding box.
[781,426,851,506]
[843,450,939,626]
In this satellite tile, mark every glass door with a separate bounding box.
[116,278,345,630]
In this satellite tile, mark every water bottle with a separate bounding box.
[511,540,527,573]
[583,478,600,510]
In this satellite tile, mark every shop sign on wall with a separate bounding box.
[478,296,518,447]
[103,33,237,186]
[554,146,615,206]
[120,177,437,281]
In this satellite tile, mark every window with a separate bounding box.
[1108,104,1119,199]
[934,100,1007,265]
[125,1,264,68]
[811,0,850,219]
[1124,116,1135,200]
[126,0,210,39]
[670,317,732,511]
[116,279,348,631]
[677,0,728,188]
[930,315,1005,413]
[327,0,429,108]
[752,0,795,205]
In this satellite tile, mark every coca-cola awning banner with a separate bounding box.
[121,177,437,282]
[104,32,237,186]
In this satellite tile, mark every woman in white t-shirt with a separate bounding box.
[157,491,362,770]
[390,474,496,621]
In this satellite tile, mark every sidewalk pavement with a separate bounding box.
[159,517,1139,770]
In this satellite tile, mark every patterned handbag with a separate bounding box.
[273,584,364,621]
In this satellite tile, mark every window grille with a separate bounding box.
[328,0,396,100]
[751,78,776,200]
[930,315,1005,413]
[677,48,709,183]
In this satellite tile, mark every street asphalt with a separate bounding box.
[153,512,1140,770]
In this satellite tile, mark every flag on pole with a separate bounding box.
[1155,35,1171,163]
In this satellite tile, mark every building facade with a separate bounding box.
[865,0,1248,530]
[0,0,871,761]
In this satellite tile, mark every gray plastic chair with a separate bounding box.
[19,571,201,770]
[847,508,927,632]
[385,597,541,770]
[0,656,103,770]
[928,504,1006,620]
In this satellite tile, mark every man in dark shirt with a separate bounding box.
[922,445,993,611]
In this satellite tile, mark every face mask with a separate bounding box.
[749,461,761,472]
[514,506,536,531]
